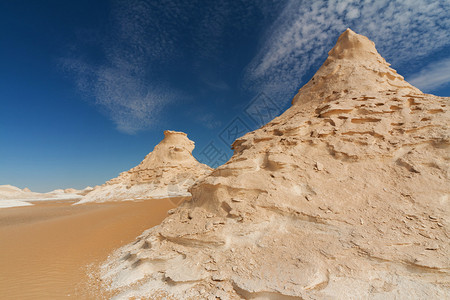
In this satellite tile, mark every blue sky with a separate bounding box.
[1,0,449,192]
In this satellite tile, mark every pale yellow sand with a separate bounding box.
[0,198,185,299]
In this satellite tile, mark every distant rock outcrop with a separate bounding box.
[77,130,212,204]
[0,185,84,208]
[100,29,449,299]
[64,187,93,196]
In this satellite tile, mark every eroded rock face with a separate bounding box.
[77,131,212,204]
[100,29,449,299]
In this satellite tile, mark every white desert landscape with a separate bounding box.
[1,16,449,300]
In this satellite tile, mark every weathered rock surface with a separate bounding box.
[101,29,449,299]
[77,130,212,204]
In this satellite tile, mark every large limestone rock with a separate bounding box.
[77,130,212,204]
[100,29,449,299]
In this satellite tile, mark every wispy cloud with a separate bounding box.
[196,113,223,130]
[60,0,183,134]
[61,57,181,134]
[61,0,449,133]
[60,0,280,133]
[408,57,450,92]
[245,0,450,102]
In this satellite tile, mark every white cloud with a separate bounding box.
[244,0,450,102]
[60,0,280,133]
[61,0,450,132]
[408,57,450,92]
[59,0,176,134]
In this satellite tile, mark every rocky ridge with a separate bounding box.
[100,29,449,299]
[77,130,212,204]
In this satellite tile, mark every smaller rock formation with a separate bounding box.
[77,131,212,204]
[64,187,93,196]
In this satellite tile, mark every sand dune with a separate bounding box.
[0,198,183,299]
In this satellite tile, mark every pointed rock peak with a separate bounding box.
[292,29,420,106]
[328,28,378,60]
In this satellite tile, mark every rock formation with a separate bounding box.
[64,187,94,196]
[77,130,212,204]
[100,29,449,299]
[0,185,84,208]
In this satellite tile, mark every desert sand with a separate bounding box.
[77,130,212,204]
[98,29,449,299]
[0,198,183,299]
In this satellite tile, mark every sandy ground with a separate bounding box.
[0,198,185,299]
